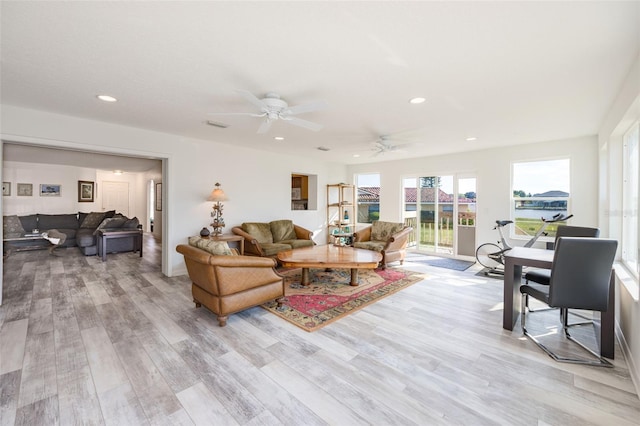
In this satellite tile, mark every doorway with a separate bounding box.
[403,175,476,258]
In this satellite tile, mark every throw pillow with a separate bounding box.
[270,219,296,242]
[242,222,273,244]
[80,212,106,228]
[123,217,140,229]
[3,215,25,234]
[93,217,128,235]
[188,236,232,256]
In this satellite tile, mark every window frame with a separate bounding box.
[511,158,571,242]
[621,121,639,279]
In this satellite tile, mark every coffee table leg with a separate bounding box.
[301,268,310,286]
[350,269,359,286]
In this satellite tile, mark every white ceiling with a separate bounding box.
[1,1,638,165]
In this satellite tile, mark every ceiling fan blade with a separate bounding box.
[236,89,267,110]
[207,112,265,117]
[282,116,323,132]
[285,100,328,116]
[257,119,273,134]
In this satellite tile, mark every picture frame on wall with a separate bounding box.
[78,180,94,202]
[17,183,33,196]
[155,182,162,211]
[2,182,10,196]
[40,184,61,197]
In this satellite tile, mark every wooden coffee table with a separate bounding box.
[277,245,382,286]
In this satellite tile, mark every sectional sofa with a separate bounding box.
[3,210,141,256]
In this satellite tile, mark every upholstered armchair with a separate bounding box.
[353,221,413,269]
[232,219,314,257]
[176,243,284,326]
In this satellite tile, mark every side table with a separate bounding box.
[203,234,244,255]
[96,229,143,261]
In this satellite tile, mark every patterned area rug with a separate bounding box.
[262,268,425,332]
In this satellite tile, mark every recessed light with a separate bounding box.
[317,146,330,151]
[466,136,477,141]
[97,94,117,102]
[353,154,360,158]
[274,136,284,141]
[113,170,123,175]
[409,97,426,104]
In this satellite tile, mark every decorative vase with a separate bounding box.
[199,227,210,237]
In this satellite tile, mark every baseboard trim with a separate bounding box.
[616,322,640,400]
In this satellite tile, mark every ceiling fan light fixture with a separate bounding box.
[409,97,426,104]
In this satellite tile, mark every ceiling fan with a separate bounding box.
[371,136,416,156]
[208,90,327,134]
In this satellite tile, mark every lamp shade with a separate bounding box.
[207,182,228,202]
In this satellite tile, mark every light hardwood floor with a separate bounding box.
[1,237,639,425]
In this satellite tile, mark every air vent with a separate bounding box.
[206,120,229,129]
[317,146,330,151]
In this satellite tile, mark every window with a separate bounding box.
[356,173,380,223]
[512,159,570,239]
[622,122,639,278]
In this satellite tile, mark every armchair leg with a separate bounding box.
[217,315,228,327]
[194,300,202,308]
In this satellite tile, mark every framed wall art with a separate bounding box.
[78,180,95,202]
[155,182,162,211]
[17,183,33,196]
[2,182,10,196]
[40,184,61,197]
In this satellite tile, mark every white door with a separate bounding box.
[102,181,129,216]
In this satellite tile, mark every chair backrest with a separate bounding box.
[546,225,600,249]
[548,237,617,311]
[555,225,600,239]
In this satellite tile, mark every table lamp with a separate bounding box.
[207,182,228,236]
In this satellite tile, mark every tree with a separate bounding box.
[420,177,440,188]
[513,190,526,197]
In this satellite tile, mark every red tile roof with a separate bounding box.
[358,187,475,203]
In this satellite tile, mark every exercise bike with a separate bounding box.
[475,213,573,275]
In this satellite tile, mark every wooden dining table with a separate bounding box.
[503,246,615,359]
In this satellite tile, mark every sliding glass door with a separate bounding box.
[403,175,476,257]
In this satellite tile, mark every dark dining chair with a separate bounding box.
[524,225,600,320]
[519,237,617,367]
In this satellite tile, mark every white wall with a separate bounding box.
[0,105,347,278]
[599,53,640,397]
[2,161,100,215]
[347,135,599,250]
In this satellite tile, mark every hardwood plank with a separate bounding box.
[14,395,59,426]
[27,297,53,336]
[98,382,149,426]
[54,307,103,425]
[17,330,57,408]
[135,327,200,394]
[0,319,28,374]
[0,370,21,426]
[83,279,112,306]
[113,337,190,424]
[217,350,328,426]
[80,326,129,394]
[176,381,239,426]
[260,359,368,425]
[128,292,189,345]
